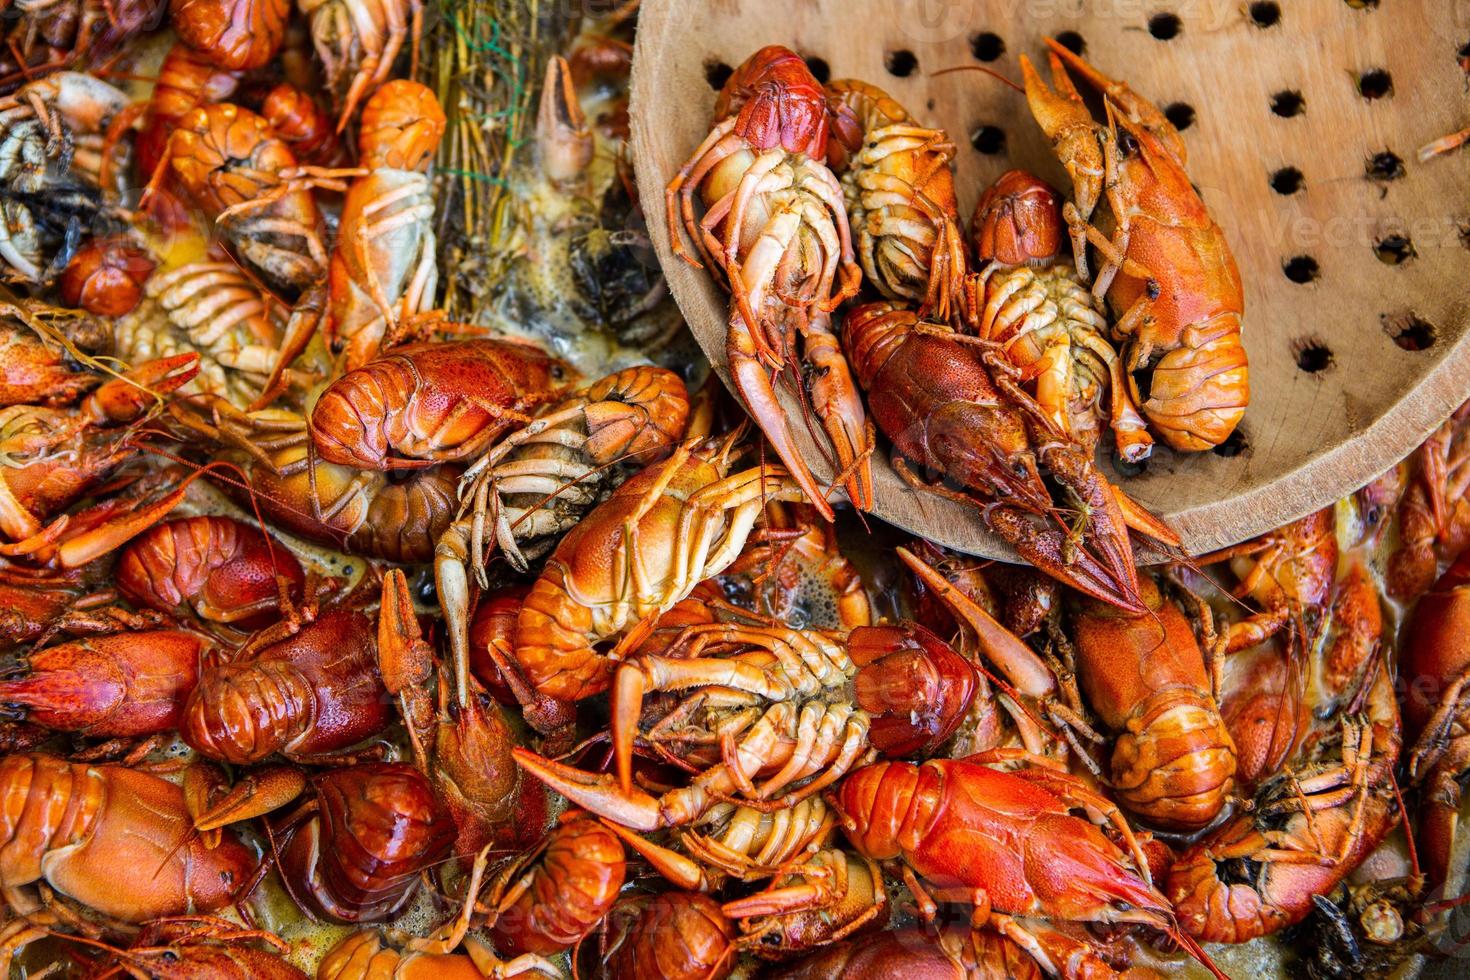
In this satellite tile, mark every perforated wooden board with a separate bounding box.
[630,0,1470,558]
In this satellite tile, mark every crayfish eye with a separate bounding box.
[1145,279,1161,300]
[1116,130,1139,158]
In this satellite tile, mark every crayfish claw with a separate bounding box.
[536,56,594,189]
[512,747,665,831]
[987,506,1146,616]
[378,569,434,697]
[1113,485,1183,548]
[895,547,1056,699]
[598,818,712,891]
[1043,38,1188,167]
[728,315,836,522]
[611,661,651,795]
[187,764,306,833]
[82,353,201,425]
[1017,54,1103,275]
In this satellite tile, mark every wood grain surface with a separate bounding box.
[630,0,1470,558]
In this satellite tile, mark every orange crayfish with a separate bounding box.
[1018,40,1249,452]
[666,45,872,521]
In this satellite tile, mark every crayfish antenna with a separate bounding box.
[928,64,1025,94]
[512,747,664,831]
[1169,925,1232,980]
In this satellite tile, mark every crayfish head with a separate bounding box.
[851,623,978,757]
[716,45,829,159]
[433,678,522,853]
[972,169,1065,266]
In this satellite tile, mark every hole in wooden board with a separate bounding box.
[1343,0,1379,8]
[1213,428,1249,458]
[1292,337,1333,373]
[1163,102,1196,131]
[703,59,733,91]
[1283,256,1320,284]
[1373,234,1416,265]
[1148,12,1182,40]
[1054,31,1086,55]
[1382,313,1435,351]
[970,32,1005,62]
[1366,150,1405,182]
[1357,68,1393,100]
[804,56,830,84]
[971,125,1006,155]
[1270,91,1305,117]
[1114,455,1147,478]
[1249,1,1281,27]
[1270,167,1304,195]
[885,49,918,77]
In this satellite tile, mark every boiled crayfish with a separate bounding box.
[1018,40,1248,452]
[844,300,1172,612]
[666,45,872,521]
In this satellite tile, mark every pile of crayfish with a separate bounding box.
[0,4,1461,977]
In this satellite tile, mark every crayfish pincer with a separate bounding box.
[844,300,1172,613]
